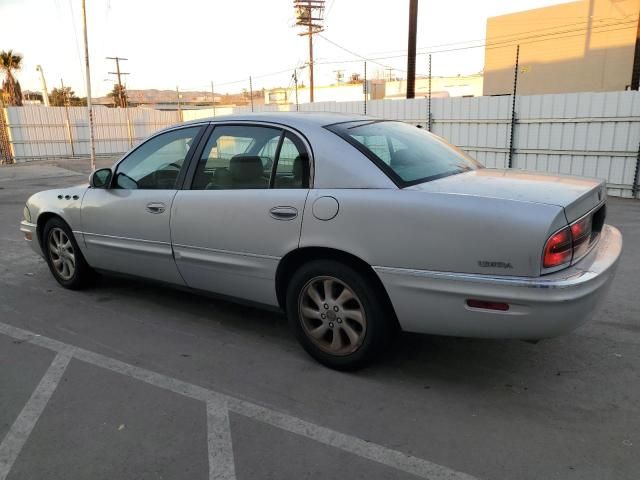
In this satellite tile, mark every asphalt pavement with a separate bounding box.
[0,159,638,480]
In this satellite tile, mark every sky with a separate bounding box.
[1,0,573,97]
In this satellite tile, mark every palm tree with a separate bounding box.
[0,50,24,106]
[107,83,127,108]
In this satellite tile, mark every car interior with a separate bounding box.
[193,127,309,190]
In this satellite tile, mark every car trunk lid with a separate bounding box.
[407,169,606,222]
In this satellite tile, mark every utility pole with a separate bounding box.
[61,79,75,156]
[631,10,640,89]
[406,0,418,99]
[293,70,299,111]
[106,56,129,107]
[363,61,367,115]
[210,80,216,116]
[176,86,182,121]
[294,0,325,103]
[35,65,50,106]
[508,44,520,169]
[385,67,394,81]
[81,0,96,171]
[249,76,254,112]
[427,54,432,131]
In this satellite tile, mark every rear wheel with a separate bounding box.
[286,260,394,370]
[42,218,94,289]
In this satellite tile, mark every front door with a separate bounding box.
[171,124,311,305]
[81,125,204,284]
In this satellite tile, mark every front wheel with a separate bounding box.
[286,260,394,370]
[42,218,94,290]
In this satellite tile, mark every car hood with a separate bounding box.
[407,169,606,222]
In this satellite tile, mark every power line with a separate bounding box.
[189,19,635,92]
[358,15,635,58]
[313,19,636,66]
[67,0,88,91]
[324,0,336,18]
[317,34,395,71]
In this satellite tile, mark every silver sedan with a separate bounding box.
[20,113,622,369]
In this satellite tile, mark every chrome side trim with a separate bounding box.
[172,243,280,261]
[373,266,589,290]
[79,231,170,245]
[172,244,279,281]
[81,231,172,257]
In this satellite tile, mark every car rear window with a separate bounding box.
[326,120,481,187]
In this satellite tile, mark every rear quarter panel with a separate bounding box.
[300,188,567,277]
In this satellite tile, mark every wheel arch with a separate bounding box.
[36,212,70,251]
[275,246,399,327]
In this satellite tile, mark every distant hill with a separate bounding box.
[95,88,263,106]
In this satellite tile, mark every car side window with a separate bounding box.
[114,127,201,189]
[192,125,281,190]
[351,134,393,164]
[273,132,310,189]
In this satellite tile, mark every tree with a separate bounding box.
[49,87,85,107]
[0,50,23,106]
[107,84,127,108]
[49,87,70,107]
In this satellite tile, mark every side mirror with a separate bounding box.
[90,168,113,188]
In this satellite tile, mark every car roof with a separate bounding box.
[179,111,375,131]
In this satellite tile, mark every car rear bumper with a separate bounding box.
[374,225,622,339]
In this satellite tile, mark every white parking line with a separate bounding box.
[0,353,71,480]
[0,321,480,480]
[207,401,237,480]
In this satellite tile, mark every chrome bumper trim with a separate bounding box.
[20,220,37,235]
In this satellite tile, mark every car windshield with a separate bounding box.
[327,120,481,187]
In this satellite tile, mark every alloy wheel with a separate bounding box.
[298,276,367,355]
[48,227,75,281]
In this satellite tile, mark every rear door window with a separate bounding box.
[192,125,280,190]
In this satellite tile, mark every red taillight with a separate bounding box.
[543,214,595,269]
[543,227,572,268]
[571,216,592,258]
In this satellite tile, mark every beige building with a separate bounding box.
[384,75,483,99]
[265,74,483,106]
[483,0,640,95]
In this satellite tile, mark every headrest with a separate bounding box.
[292,155,304,180]
[229,155,263,181]
[390,149,420,167]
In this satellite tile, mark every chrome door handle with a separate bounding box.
[146,202,166,214]
[269,206,298,220]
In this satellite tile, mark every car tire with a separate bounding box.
[286,260,394,370]
[42,217,94,290]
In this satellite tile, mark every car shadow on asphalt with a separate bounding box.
[91,273,548,386]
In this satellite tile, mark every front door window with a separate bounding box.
[114,127,201,189]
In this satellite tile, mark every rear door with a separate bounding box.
[171,123,311,305]
[81,125,205,284]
